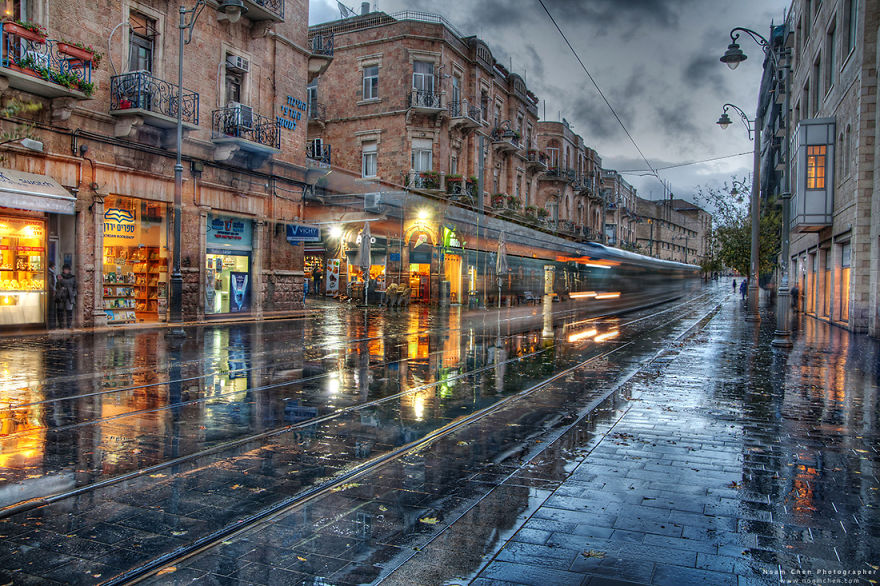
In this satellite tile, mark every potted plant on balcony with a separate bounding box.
[3,20,47,43]
[506,195,521,211]
[57,40,102,68]
[492,193,506,208]
[419,170,440,190]
[537,208,549,219]
[446,174,462,195]
[524,205,537,217]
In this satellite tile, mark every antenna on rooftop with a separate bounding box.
[337,1,357,18]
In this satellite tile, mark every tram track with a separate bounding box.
[119,293,726,585]
[0,291,715,520]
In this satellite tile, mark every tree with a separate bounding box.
[695,179,780,278]
[0,99,42,163]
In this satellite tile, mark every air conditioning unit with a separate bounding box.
[226,55,249,74]
[228,102,253,129]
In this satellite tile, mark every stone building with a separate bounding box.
[771,0,878,335]
[599,169,639,248]
[0,0,320,330]
[635,197,706,264]
[534,119,605,241]
[305,10,542,207]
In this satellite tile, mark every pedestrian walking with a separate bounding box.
[740,279,748,301]
[303,277,309,302]
[47,262,57,329]
[56,264,77,329]
[312,267,322,297]
[732,279,737,293]
[791,284,800,311]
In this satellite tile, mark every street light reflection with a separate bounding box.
[594,293,621,300]
[327,372,340,395]
[595,330,620,343]
[569,291,597,299]
[568,329,598,343]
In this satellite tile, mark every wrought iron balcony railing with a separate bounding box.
[309,33,333,56]
[449,100,481,122]
[490,127,521,148]
[244,0,284,21]
[212,107,280,150]
[448,180,475,198]
[306,143,331,166]
[1,31,93,96]
[110,70,199,125]
[408,89,442,109]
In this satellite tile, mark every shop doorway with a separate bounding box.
[409,263,430,302]
[205,252,251,314]
[445,254,462,304]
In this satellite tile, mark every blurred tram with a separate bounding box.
[463,239,700,313]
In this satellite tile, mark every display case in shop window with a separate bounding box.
[102,244,167,324]
[0,216,46,326]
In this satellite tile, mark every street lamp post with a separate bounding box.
[716,102,760,322]
[720,26,793,346]
[170,0,245,331]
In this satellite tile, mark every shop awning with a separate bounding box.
[0,169,76,215]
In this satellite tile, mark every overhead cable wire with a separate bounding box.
[618,151,753,174]
[536,0,664,188]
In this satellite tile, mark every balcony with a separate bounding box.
[0,29,93,100]
[526,150,548,171]
[491,127,520,153]
[407,89,444,115]
[539,166,571,182]
[447,179,475,200]
[211,106,280,166]
[448,100,481,131]
[307,33,333,82]
[242,0,284,22]
[110,71,198,137]
[307,102,326,129]
[306,143,331,168]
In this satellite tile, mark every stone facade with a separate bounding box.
[635,197,707,264]
[0,0,313,329]
[307,12,542,209]
[780,0,878,335]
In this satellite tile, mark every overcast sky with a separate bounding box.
[309,0,790,203]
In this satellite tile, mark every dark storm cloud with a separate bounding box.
[683,55,726,93]
[466,0,694,32]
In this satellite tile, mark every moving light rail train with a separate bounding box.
[453,237,701,313]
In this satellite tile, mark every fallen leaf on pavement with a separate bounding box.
[582,550,605,559]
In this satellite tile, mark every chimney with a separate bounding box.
[361,2,370,15]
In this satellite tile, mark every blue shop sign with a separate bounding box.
[286,224,321,244]
[207,214,253,250]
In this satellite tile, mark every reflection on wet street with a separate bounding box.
[0,282,877,585]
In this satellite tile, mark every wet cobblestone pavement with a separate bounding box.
[388,294,880,585]
[1,282,878,585]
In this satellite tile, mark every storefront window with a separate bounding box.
[0,216,45,326]
[205,214,254,315]
[839,243,851,322]
[102,196,168,324]
[205,253,250,314]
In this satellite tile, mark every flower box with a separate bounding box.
[7,63,35,77]
[57,42,94,62]
[3,21,46,43]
